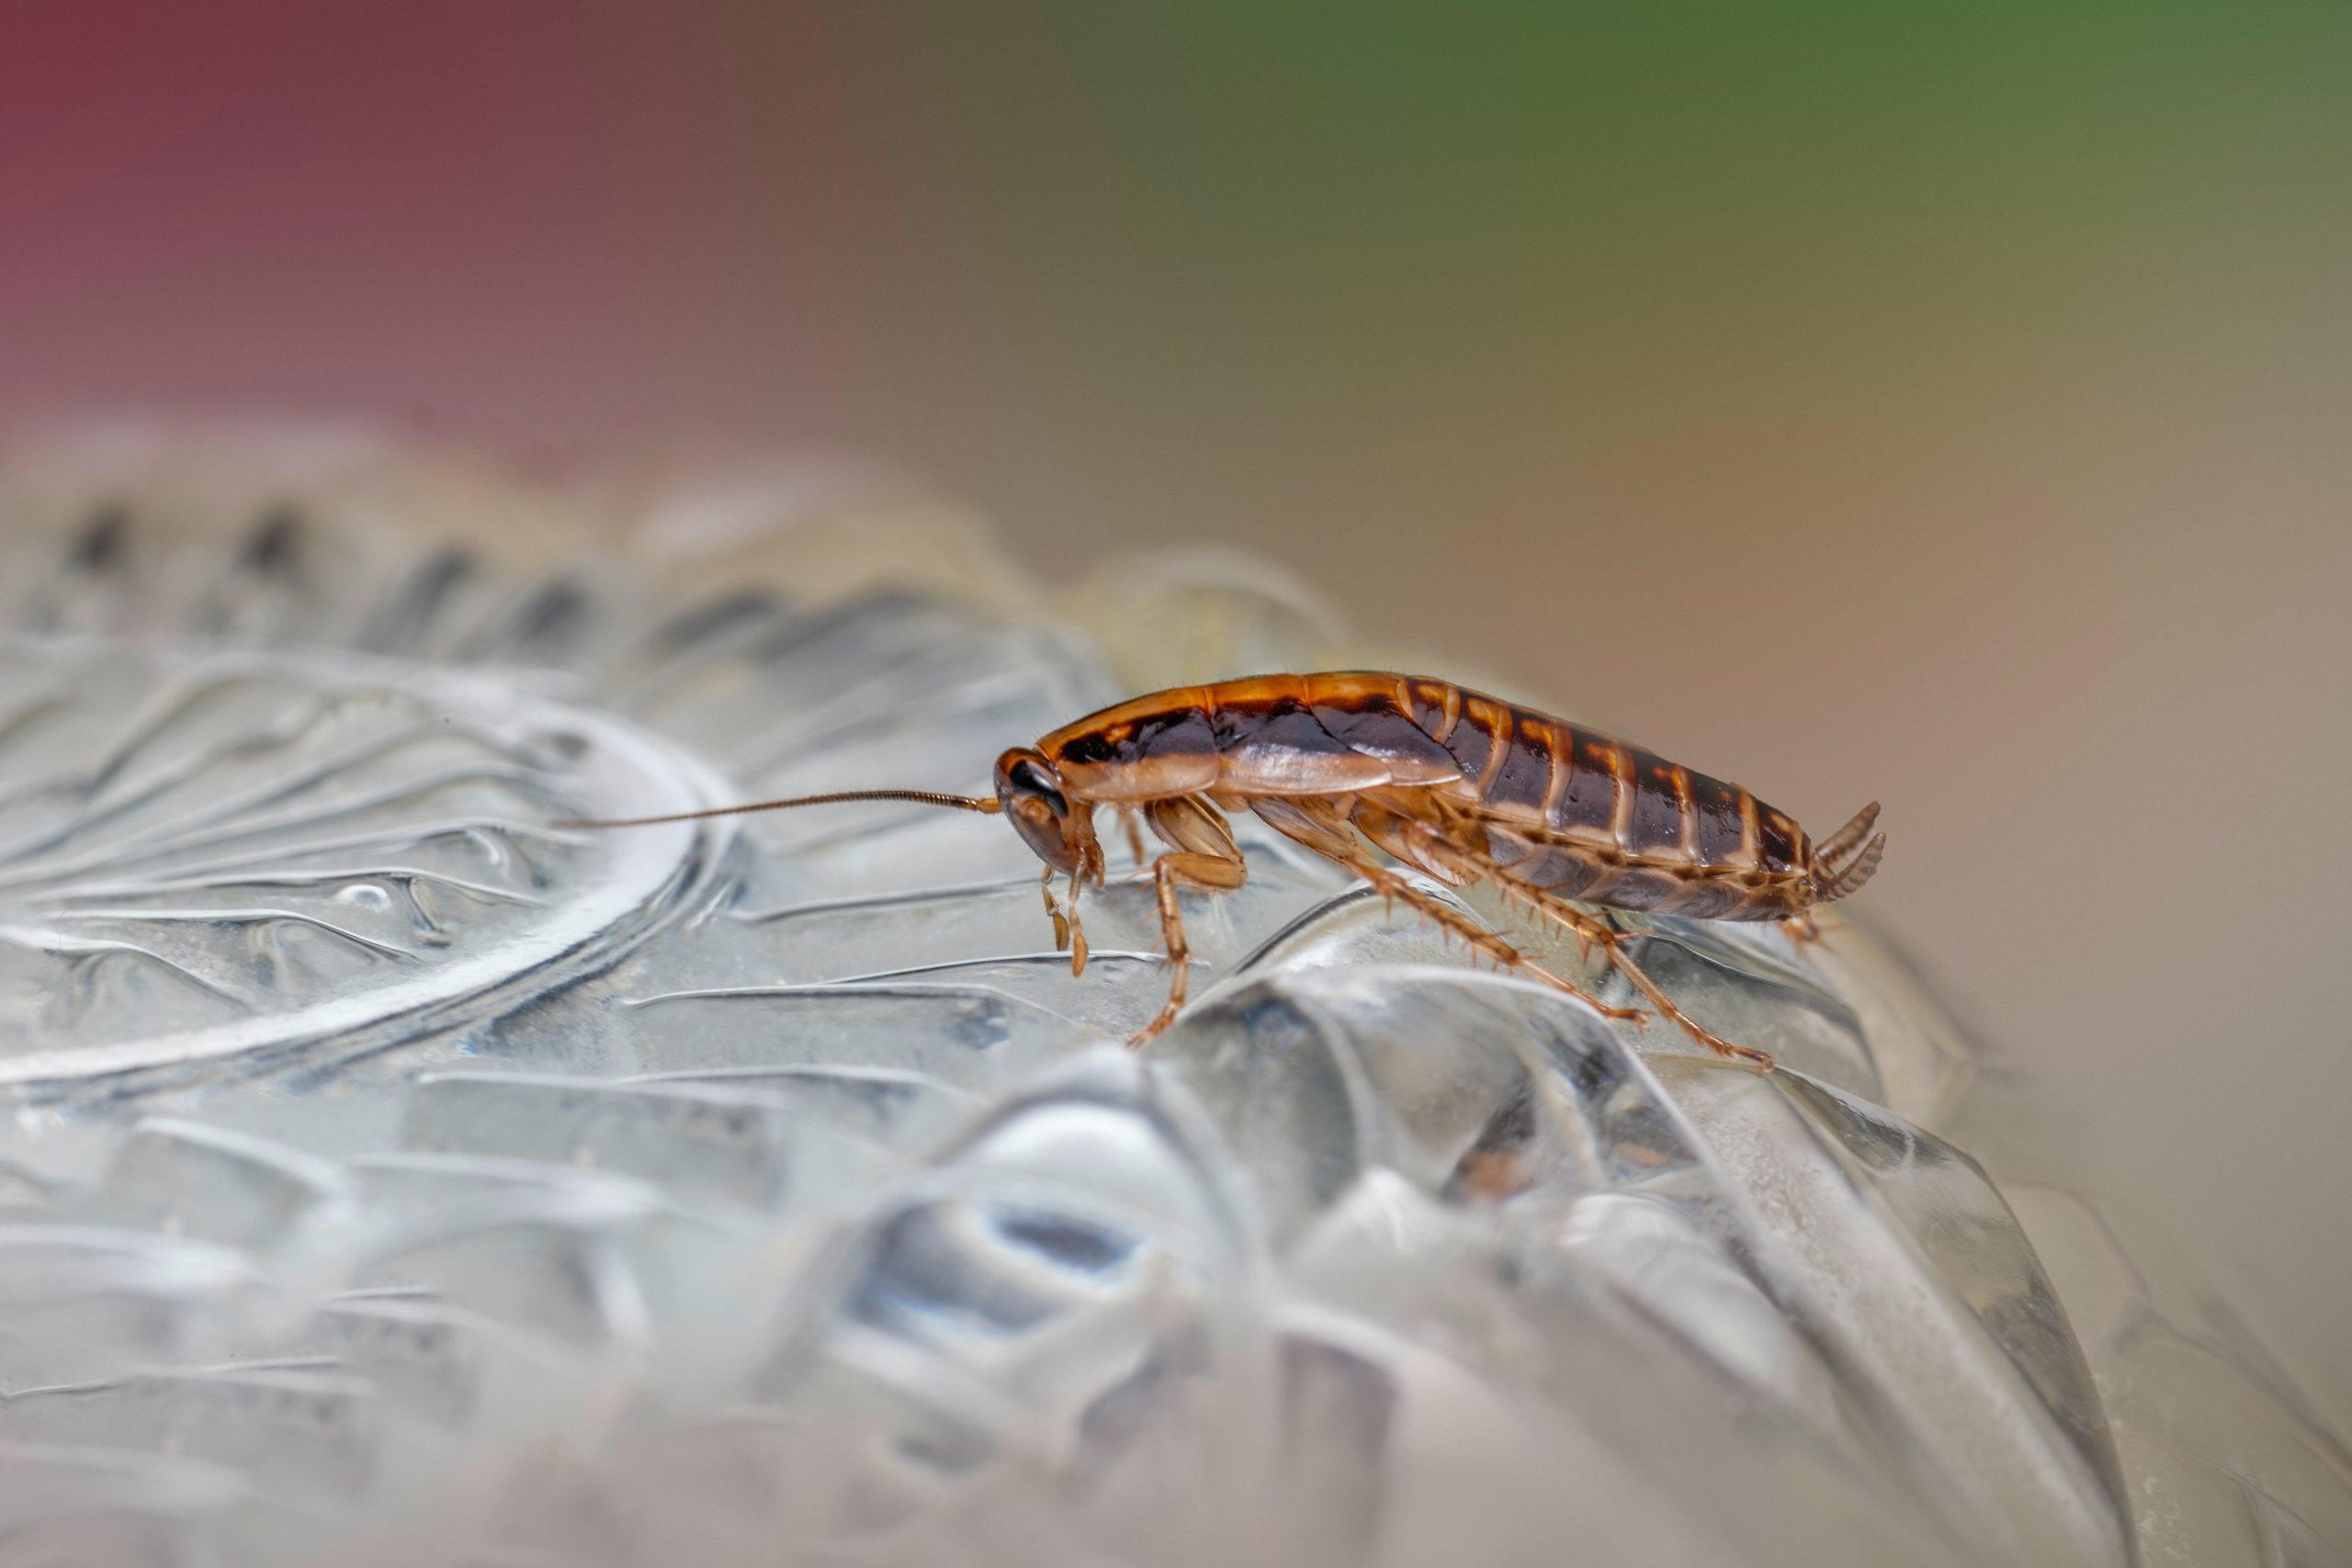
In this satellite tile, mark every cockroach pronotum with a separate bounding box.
[564,672,1884,1070]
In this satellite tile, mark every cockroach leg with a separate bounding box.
[1780,913,1822,952]
[1042,865,1069,951]
[1526,898,1773,1072]
[1131,849,1247,1047]
[1116,807,1148,866]
[1361,807,1764,1057]
[1332,849,1645,1026]
[1042,865,1091,975]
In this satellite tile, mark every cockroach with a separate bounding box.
[564,672,1884,1070]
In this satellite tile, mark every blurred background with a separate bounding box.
[1,3,2344,1400]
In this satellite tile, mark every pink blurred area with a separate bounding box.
[2,4,2348,1402]
[0,6,852,443]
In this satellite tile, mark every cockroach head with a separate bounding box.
[993,748,1097,880]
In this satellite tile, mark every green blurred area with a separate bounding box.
[859,2,2350,359]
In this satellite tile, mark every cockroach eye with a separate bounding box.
[1007,759,1068,816]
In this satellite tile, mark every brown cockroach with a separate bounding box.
[566,672,1884,1069]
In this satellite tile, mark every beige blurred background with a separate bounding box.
[1,6,2345,1397]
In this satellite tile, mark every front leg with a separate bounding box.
[1131,849,1247,1046]
[1042,864,1090,976]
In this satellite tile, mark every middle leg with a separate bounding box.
[1133,849,1248,1045]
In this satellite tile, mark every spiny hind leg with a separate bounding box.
[1361,807,1768,1069]
[1328,843,1646,1027]
[1131,850,1248,1047]
[1522,897,1773,1072]
[1258,794,1645,1032]
[1248,793,1629,1015]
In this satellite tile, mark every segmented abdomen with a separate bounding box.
[1375,675,1810,918]
[1038,671,1813,918]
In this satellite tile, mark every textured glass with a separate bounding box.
[0,426,2341,1567]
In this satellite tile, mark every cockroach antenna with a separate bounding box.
[555,788,1001,830]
